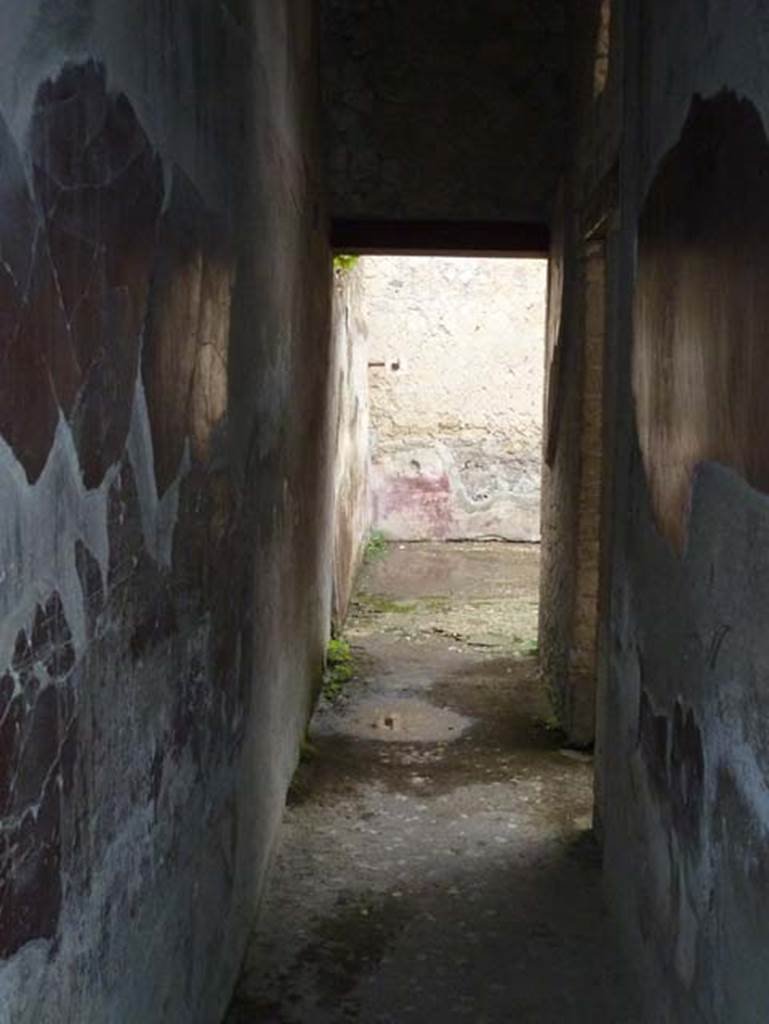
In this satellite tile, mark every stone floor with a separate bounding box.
[226,542,641,1023]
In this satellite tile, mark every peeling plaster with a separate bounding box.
[126,372,187,570]
[0,421,111,667]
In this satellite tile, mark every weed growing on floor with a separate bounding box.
[364,530,388,561]
[323,638,354,700]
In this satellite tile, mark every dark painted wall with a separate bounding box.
[633,92,769,553]
[321,0,567,224]
[0,3,333,1021]
[592,2,769,1020]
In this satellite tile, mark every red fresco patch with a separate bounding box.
[380,473,454,536]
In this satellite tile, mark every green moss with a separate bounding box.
[299,735,317,763]
[363,530,388,561]
[353,593,453,615]
[323,637,354,700]
[287,731,317,805]
[354,594,418,615]
[333,253,360,272]
[535,709,565,740]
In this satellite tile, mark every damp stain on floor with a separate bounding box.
[226,542,641,1024]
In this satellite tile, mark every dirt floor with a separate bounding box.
[226,542,641,1023]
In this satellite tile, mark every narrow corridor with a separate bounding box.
[227,544,640,1023]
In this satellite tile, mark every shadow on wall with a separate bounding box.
[633,90,769,553]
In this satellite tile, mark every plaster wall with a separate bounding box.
[0,4,333,1023]
[330,263,370,629]
[361,256,546,542]
[586,2,769,1020]
[321,0,567,223]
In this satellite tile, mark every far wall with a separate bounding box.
[363,256,547,541]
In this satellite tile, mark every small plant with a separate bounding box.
[323,637,354,700]
[333,253,359,272]
[287,729,319,806]
[364,530,388,561]
[299,734,317,763]
[516,636,540,658]
[536,710,564,737]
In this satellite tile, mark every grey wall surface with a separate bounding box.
[0,4,333,1022]
[321,0,567,223]
[590,2,769,1020]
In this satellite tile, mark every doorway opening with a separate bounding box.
[338,251,548,685]
[330,251,549,650]
[329,248,549,754]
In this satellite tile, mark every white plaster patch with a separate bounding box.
[0,939,52,1024]
[0,370,190,672]
[0,418,112,667]
[126,371,188,571]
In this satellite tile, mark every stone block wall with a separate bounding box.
[361,256,546,541]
